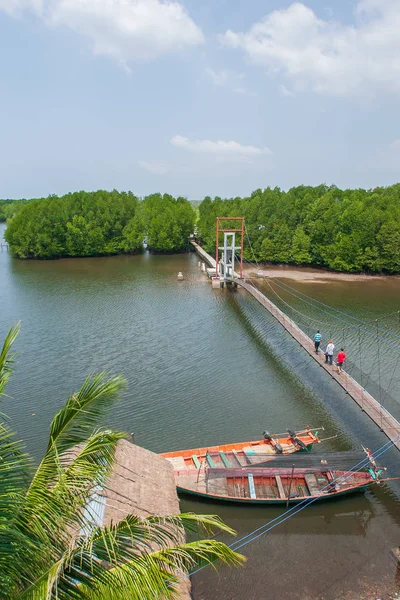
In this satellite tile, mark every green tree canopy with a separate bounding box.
[197,184,400,274]
[4,191,196,259]
[142,194,195,253]
[0,200,28,222]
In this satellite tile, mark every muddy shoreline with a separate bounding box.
[243,264,400,283]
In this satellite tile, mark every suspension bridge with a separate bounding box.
[192,219,400,452]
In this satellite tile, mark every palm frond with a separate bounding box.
[0,322,20,397]
[146,512,239,538]
[70,539,244,600]
[22,430,125,553]
[58,511,244,599]
[47,373,126,454]
[23,373,126,516]
[8,430,125,596]
[73,512,238,568]
[0,421,33,595]
[65,556,179,600]
[0,422,31,516]
[17,557,66,600]
[0,335,243,600]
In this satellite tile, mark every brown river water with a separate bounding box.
[1,222,399,599]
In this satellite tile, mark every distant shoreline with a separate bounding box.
[243,264,400,282]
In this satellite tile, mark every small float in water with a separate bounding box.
[160,427,321,471]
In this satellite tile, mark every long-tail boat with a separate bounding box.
[171,464,386,505]
[161,427,321,472]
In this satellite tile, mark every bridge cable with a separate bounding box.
[241,226,400,339]
[265,278,400,409]
[234,261,399,411]
[264,277,400,350]
[263,276,400,342]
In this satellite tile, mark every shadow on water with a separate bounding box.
[186,483,400,600]
[225,286,400,479]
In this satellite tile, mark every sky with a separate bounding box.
[0,0,400,199]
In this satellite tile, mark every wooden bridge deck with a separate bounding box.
[237,279,400,452]
[191,241,400,451]
[191,241,216,267]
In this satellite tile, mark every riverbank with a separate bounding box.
[243,264,399,282]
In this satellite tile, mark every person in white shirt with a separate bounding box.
[325,340,335,365]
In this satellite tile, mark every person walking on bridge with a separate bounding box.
[325,340,335,365]
[336,348,347,374]
[314,330,322,353]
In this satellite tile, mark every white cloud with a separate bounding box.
[390,140,400,150]
[170,135,271,157]
[0,0,43,15]
[279,84,295,97]
[0,0,204,63]
[138,160,167,174]
[205,67,247,91]
[205,68,229,86]
[220,0,400,96]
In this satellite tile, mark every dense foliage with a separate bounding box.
[0,325,243,599]
[0,200,27,222]
[198,184,400,273]
[142,193,196,252]
[4,191,195,259]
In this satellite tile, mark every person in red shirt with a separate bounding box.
[336,348,346,374]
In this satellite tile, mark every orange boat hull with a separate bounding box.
[161,428,320,472]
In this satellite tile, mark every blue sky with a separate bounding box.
[0,0,399,199]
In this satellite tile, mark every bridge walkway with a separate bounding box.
[237,279,400,451]
[191,239,400,450]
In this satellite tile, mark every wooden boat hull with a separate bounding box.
[172,467,374,505]
[161,428,320,472]
[176,484,370,504]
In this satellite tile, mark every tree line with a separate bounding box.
[4,191,195,259]
[197,184,400,273]
[0,200,27,223]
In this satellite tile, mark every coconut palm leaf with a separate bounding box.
[0,322,20,397]
[74,512,238,563]
[47,373,126,454]
[69,539,244,600]
[17,558,65,600]
[0,423,31,517]
[0,421,33,597]
[17,430,127,582]
[44,513,244,600]
[24,373,127,513]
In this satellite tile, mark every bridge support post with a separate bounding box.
[215,217,244,284]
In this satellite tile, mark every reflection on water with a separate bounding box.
[188,488,400,600]
[0,222,399,599]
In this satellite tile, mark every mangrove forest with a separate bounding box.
[4,191,195,258]
[198,184,400,273]
[3,184,400,272]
